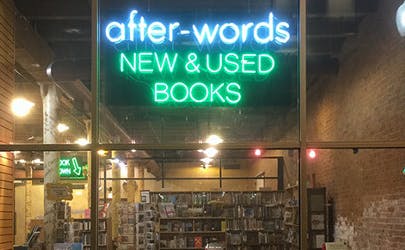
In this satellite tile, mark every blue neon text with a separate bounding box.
[105,10,290,45]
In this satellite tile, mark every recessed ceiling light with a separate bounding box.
[204,147,218,158]
[57,123,69,133]
[65,28,81,34]
[75,138,89,146]
[11,98,35,117]
[206,135,223,145]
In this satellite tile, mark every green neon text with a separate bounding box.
[120,52,275,75]
[120,52,178,73]
[59,157,84,179]
[154,82,241,104]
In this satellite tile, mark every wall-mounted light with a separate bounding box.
[397,1,405,36]
[206,135,223,145]
[32,158,43,164]
[75,138,89,146]
[11,97,35,117]
[57,123,70,133]
[204,147,218,158]
[254,149,262,156]
[98,150,107,156]
[307,149,317,159]
[201,157,212,169]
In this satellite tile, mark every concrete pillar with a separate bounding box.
[135,164,144,203]
[127,160,136,203]
[40,83,60,250]
[111,152,121,239]
[25,167,32,238]
[85,120,91,209]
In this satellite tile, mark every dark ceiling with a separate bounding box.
[12,0,379,145]
[14,0,379,88]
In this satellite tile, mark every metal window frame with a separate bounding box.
[2,0,405,249]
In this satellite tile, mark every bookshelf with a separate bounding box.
[151,191,285,250]
[72,218,112,250]
[283,184,299,249]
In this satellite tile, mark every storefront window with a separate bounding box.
[12,150,92,249]
[306,0,405,142]
[97,149,299,249]
[3,0,405,249]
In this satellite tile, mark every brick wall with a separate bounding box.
[307,0,405,249]
[0,0,14,249]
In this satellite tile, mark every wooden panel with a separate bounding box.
[0,171,12,180]
[0,71,14,89]
[0,203,13,212]
[0,0,14,244]
[0,241,13,250]
[0,212,13,220]
[0,234,13,243]
[0,165,13,175]
[0,226,12,235]
[0,181,12,190]
[0,219,12,228]
[0,187,13,197]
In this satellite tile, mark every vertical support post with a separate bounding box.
[41,82,60,250]
[135,163,145,202]
[90,0,100,249]
[86,120,92,208]
[111,152,121,239]
[277,158,284,191]
[161,161,164,189]
[25,167,32,238]
[127,159,136,203]
[299,0,308,249]
[219,159,222,189]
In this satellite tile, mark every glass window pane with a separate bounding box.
[9,2,92,145]
[97,148,300,249]
[307,0,404,142]
[12,150,93,249]
[99,0,299,145]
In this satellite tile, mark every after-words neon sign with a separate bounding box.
[104,9,291,105]
[106,10,290,45]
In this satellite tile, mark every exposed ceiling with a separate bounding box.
[12,0,379,146]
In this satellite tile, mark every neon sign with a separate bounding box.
[59,157,85,179]
[104,8,291,105]
[106,10,290,45]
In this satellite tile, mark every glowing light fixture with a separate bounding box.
[206,135,223,145]
[307,149,317,159]
[201,157,212,169]
[397,1,405,36]
[98,150,107,156]
[201,157,212,164]
[11,98,35,117]
[57,123,69,133]
[254,149,262,156]
[75,138,89,146]
[204,147,218,158]
[32,158,43,164]
[111,158,120,164]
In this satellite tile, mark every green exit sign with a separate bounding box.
[59,157,85,179]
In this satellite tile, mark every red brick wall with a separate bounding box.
[307,0,405,249]
[0,0,14,249]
